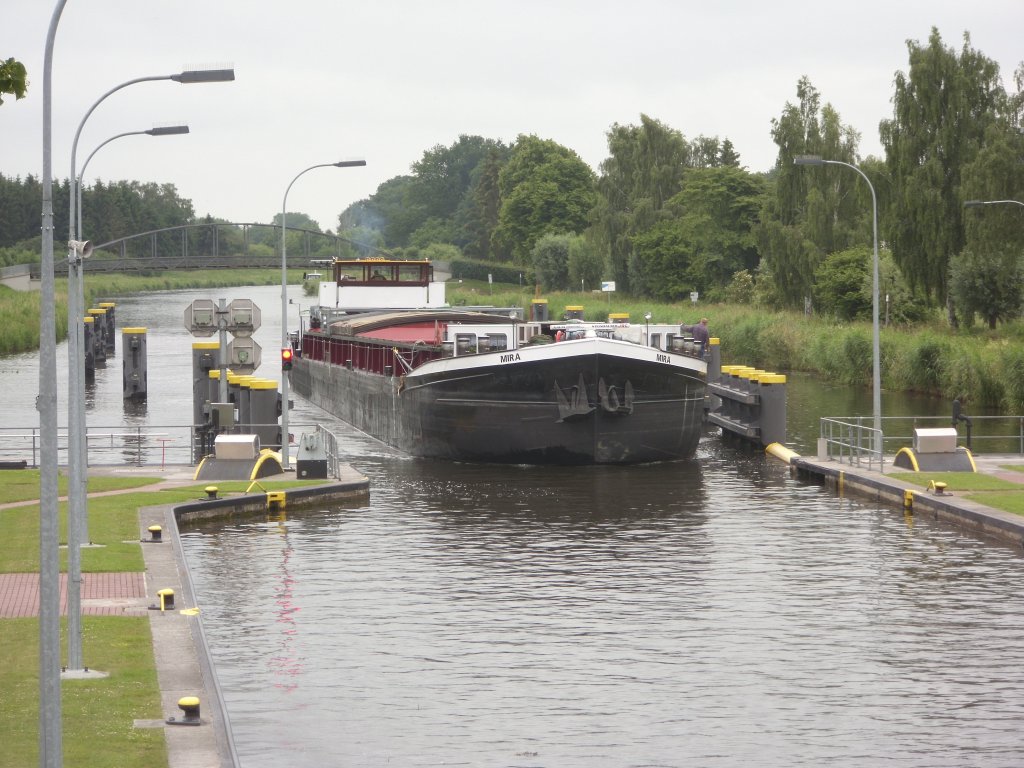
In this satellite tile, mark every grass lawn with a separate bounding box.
[0,474,331,572]
[0,470,333,767]
[888,471,1024,517]
[0,617,167,768]
[0,469,160,505]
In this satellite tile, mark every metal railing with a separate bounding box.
[819,414,1024,472]
[0,422,327,468]
[315,424,344,480]
[819,417,885,471]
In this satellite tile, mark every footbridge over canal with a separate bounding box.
[28,221,389,276]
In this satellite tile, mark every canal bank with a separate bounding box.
[137,463,369,768]
[0,463,368,768]
[771,450,1024,549]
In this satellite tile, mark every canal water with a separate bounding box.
[4,286,1024,766]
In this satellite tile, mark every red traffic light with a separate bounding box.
[281,347,294,370]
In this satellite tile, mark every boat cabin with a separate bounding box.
[318,257,447,310]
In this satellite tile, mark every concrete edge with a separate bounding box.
[790,456,1024,549]
[140,472,370,767]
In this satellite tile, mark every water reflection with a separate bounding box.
[182,439,1024,768]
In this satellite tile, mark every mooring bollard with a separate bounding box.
[166,695,203,726]
[157,588,174,611]
[205,485,218,500]
[147,525,162,543]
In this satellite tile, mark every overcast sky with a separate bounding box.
[2,1,1021,235]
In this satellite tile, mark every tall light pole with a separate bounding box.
[65,67,230,676]
[794,155,882,439]
[63,125,190,677]
[41,4,69,765]
[280,160,366,469]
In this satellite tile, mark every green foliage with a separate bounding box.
[998,345,1024,412]
[409,217,456,249]
[531,233,577,291]
[0,285,68,355]
[490,135,597,263]
[567,234,604,292]
[880,28,1010,306]
[632,166,764,301]
[421,242,462,262]
[593,115,710,293]
[449,256,531,285]
[339,136,510,252]
[949,247,1024,329]
[813,246,870,320]
[0,57,28,104]
[757,77,865,309]
[724,269,757,305]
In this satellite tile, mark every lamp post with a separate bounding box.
[964,199,1024,209]
[63,125,190,677]
[280,160,366,469]
[40,4,69,763]
[794,155,882,440]
[77,125,190,236]
[65,67,230,677]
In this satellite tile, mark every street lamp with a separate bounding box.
[65,66,230,677]
[280,160,366,469]
[964,199,1024,209]
[794,155,882,441]
[40,5,69,764]
[62,124,192,676]
[76,125,190,236]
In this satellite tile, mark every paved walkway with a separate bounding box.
[0,572,148,618]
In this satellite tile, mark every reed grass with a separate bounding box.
[8,272,1024,410]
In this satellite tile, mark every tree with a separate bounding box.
[757,77,864,308]
[632,166,764,301]
[531,233,574,291]
[568,234,604,292]
[949,247,1024,328]
[457,146,508,259]
[813,247,871,320]
[490,135,596,264]
[593,115,693,293]
[879,28,1010,319]
[408,135,507,235]
[0,58,27,105]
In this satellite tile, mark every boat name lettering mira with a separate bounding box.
[289,257,708,465]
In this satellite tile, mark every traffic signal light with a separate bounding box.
[281,347,294,371]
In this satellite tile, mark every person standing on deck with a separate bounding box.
[682,317,710,357]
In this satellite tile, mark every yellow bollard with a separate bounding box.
[157,588,175,611]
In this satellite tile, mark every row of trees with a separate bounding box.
[4,29,1022,328]
[0,175,196,266]
[336,28,1024,327]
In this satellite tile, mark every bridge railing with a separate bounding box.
[25,221,387,276]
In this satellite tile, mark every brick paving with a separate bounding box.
[0,571,148,618]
